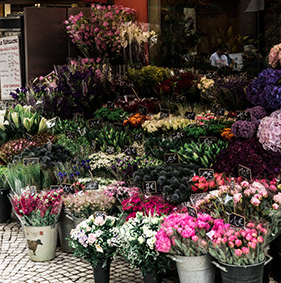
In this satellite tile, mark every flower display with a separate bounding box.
[11,189,63,226]
[118,212,171,276]
[191,173,225,193]
[246,106,267,120]
[268,43,281,68]
[155,213,215,256]
[231,119,258,139]
[69,214,119,267]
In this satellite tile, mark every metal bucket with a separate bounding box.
[172,254,215,283]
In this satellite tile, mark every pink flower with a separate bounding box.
[192,235,198,242]
[250,197,261,206]
[273,193,281,204]
[228,241,234,248]
[273,203,279,210]
[94,216,105,226]
[257,236,264,243]
[241,247,249,255]
[235,239,242,247]
[88,233,97,244]
[234,249,242,256]
[233,193,242,204]
[155,229,171,253]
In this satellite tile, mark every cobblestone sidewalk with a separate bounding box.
[0,220,179,283]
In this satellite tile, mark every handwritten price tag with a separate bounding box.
[124,146,137,156]
[199,168,215,181]
[185,111,196,120]
[88,118,103,129]
[229,213,245,228]
[160,109,170,119]
[23,157,40,166]
[164,153,180,164]
[171,93,186,104]
[238,164,252,181]
[199,136,217,146]
[187,206,198,218]
[106,146,115,155]
[236,111,252,121]
[134,133,143,142]
[144,181,157,194]
[86,181,99,190]
[62,183,75,194]
[65,131,76,140]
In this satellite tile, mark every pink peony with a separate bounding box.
[234,249,242,256]
[241,247,250,255]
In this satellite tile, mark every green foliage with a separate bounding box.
[54,117,86,134]
[93,107,128,123]
[0,166,8,189]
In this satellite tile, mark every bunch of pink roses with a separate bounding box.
[208,220,269,266]
[11,189,63,226]
[155,213,216,256]
[268,43,281,68]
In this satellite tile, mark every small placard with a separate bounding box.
[124,146,137,156]
[62,183,75,194]
[134,63,142,70]
[50,185,61,190]
[211,105,218,113]
[187,206,198,218]
[238,164,252,181]
[185,111,196,120]
[29,186,37,195]
[94,211,107,219]
[23,157,40,166]
[106,102,115,109]
[230,179,235,190]
[65,131,76,140]
[199,136,217,146]
[160,109,170,119]
[229,213,245,228]
[164,153,180,164]
[106,146,115,155]
[114,123,125,131]
[172,132,185,140]
[138,105,148,115]
[215,108,225,116]
[88,118,103,129]
[199,168,215,181]
[190,193,208,206]
[236,111,252,121]
[134,133,143,142]
[171,93,186,104]
[144,181,157,194]
[86,181,99,190]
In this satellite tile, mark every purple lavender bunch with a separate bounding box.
[246,68,281,110]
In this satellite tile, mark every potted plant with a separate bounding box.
[118,212,171,283]
[155,212,216,283]
[0,166,11,223]
[69,214,119,283]
[11,189,63,261]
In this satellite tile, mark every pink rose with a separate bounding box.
[234,249,242,256]
[241,247,249,255]
[88,233,97,244]
[94,216,105,226]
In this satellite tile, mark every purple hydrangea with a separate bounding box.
[246,68,281,110]
[231,117,258,139]
[246,106,267,120]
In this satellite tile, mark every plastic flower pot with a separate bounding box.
[24,223,59,261]
[92,259,111,283]
[0,189,12,223]
[143,271,162,283]
[212,256,272,283]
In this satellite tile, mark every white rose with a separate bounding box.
[138,236,145,244]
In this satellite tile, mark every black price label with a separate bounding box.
[106,102,115,109]
[86,181,99,190]
[106,146,115,155]
[23,157,40,166]
[134,63,142,70]
[114,123,125,131]
[229,213,245,228]
[164,153,180,164]
[50,185,61,190]
[190,193,208,206]
[144,181,157,194]
[171,93,186,104]
[236,111,252,121]
[88,118,103,129]
[199,136,217,146]
[160,109,170,119]
[172,132,185,140]
[66,131,76,140]
[238,164,252,181]
[124,146,137,156]
[185,111,196,120]
[199,168,215,181]
[138,105,148,115]
[134,133,143,142]
[187,206,198,218]
[230,179,235,190]
[62,183,75,194]
[211,105,218,113]
[94,211,107,219]
[29,186,37,196]
[216,108,225,116]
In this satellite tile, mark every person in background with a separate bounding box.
[224,46,234,69]
[209,44,229,69]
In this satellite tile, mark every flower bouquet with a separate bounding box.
[118,212,171,278]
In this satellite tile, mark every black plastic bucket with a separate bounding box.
[93,260,111,283]
[0,189,11,223]
[212,257,272,283]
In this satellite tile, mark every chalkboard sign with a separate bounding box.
[187,206,198,218]
[50,185,61,190]
[65,131,76,140]
[88,118,103,129]
[190,193,208,206]
[62,183,75,194]
[172,132,185,140]
[46,117,57,128]
[86,181,99,190]
[94,211,107,219]
[199,168,215,181]
[23,157,40,166]
[230,179,235,190]
[134,133,143,142]
[199,136,217,146]
[106,146,115,155]
[106,102,115,109]
[171,93,186,104]
[160,109,170,119]
[29,186,37,195]
[185,111,196,120]
[229,213,245,228]
[164,153,180,164]
[138,105,148,115]
[134,63,142,70]
[211,105,218,113]
[124,146,137,156]
[236,111,252,121]
[238,164,252,181]
[144,181,157,194]
[216,108,225,116]
[114,123,125,131]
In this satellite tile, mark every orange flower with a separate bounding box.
[221,128,234,141]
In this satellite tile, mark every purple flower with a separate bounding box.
[231,120,258,139]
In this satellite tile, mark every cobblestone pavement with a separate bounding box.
[0,220,179,283]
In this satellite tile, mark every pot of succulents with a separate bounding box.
[0,166,11,223]
[60,188,115,253]
[155,212,217,283]
[118,212,172,283]
[207,220,271,283]
[11,189,63,261]
[69,214,119,283]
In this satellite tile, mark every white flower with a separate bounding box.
[95,244,103,253]
[138,236,145,244]
[147,237,156,249]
